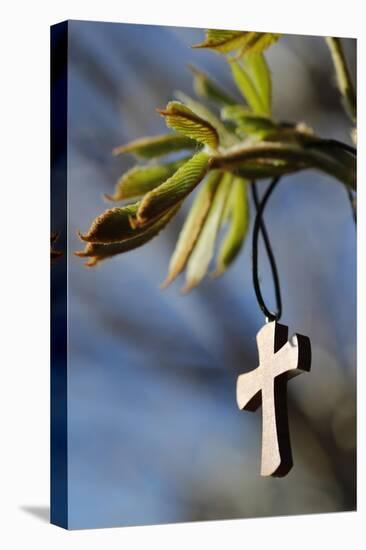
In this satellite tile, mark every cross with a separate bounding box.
[237,321,311,477]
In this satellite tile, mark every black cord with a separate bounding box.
[251,171,355,323]
[251,177,282,322]
[250,136,356,320]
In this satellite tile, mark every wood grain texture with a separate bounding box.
[237,321,311,477]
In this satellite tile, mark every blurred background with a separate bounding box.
[54,20,356,529]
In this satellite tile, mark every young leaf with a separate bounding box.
[75,205,181,266]
[214,177,249,276]
[222,105,276,138]
[229,60,267,114]
[113,133,198,159]
[106,158,188,201]
[157,101,219,149]
[221,186,234,223]
[188,65,237,106]
[239,33,281,56]
[162,170,222,288]
[79,203,139,244]
[183,172,231,291]
[192,30,252,53]
[174,91,237,147]
[137,151,211,224]
[235,117,276,139]
[192,30,281,56]
[243,53,272,115]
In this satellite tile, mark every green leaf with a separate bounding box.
[78,203,139,244]
[221,105,276,138]
[192,30,252,53]
[106,158,188,201]
[157,101,219,149]
[162,170,222,287]
[243,53,272,115]
[221,187,234,223]
[75,205,181,266]
[137,151,211,225]
[174,91,237,147]
[112,133,198,159]
[192,29,281,56]
[239,33,281,56]
[229,60,267,114]
[183,172,231,291]
[214,177,249,276]
[188,65,237,106]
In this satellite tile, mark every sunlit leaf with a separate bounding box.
[222,105,276,137]
[192,29,281,56]
[243,53,272,115]
[157,101,219,149]
[112,133,198,159]
[214,177,249,276]
[106,158,188,201]
[229,60,267,114]
[188,65,237,106]
[221,186,234,223]
[162,170,222,288]
[137,151,211,225]
[174,91,237,147]
[183,172,231,291]
[192,30,252,53]
[75,204,181,266]
[239,33,281,55]
[79,202,139,244]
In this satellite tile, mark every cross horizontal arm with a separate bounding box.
[237,369,262,411]
[273,334,311,379]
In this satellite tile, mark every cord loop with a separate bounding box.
[251,177,282,322]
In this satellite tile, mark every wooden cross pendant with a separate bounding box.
[237,321,311,477]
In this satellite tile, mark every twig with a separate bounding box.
[325,37,356,122]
